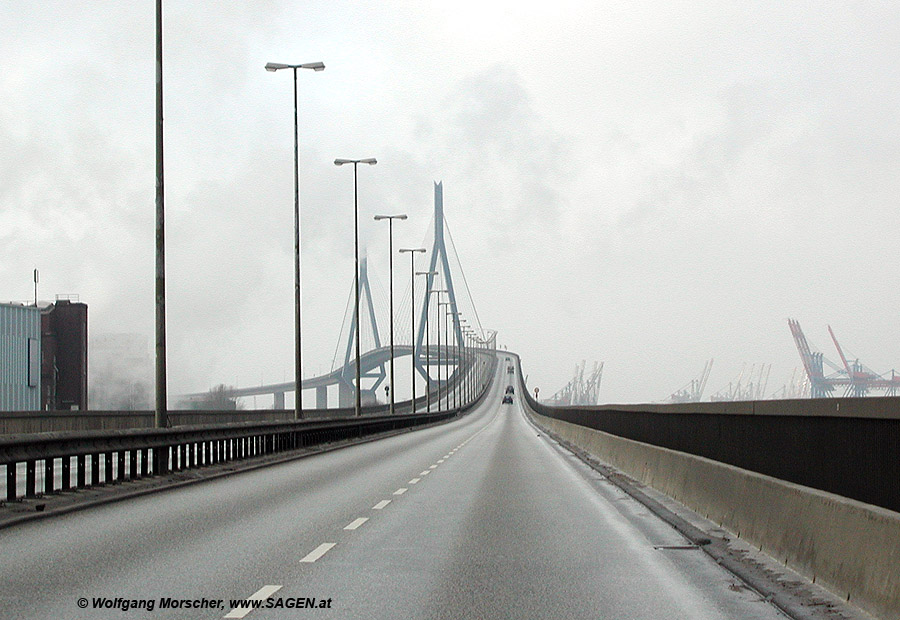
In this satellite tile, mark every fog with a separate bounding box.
[3,2,899,404]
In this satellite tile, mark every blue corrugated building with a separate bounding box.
[0,303,41,411]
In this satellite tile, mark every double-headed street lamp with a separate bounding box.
[399,249,427,412]
[335,157,377,416]
[417,272,438,411]
[425,285,446,413]
[374,214,408,415]
[438,301,452,412]
[448,310,461,411]
[265,60,325,420]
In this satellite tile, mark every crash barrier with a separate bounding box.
[517,360,900,620]
[521,388,900,514]
[528,413,900,620]
[0,352,497,503]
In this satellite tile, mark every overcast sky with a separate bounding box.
[3,1,899,404]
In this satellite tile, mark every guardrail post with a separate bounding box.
[61,457,71,491]
[6,464,16,501]
[91,453,100,485]
[77,454,86,488]
[25,460,35,498]
[44,458,54,494]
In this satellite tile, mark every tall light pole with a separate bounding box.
[374,214,407,415]
[425,286,446,413]
[155,0,167,429]
[265,60,324,420]
[438,301,451,412]
[448,310,460,411]
[400,249,426,412]
[335,157,377,416]
[458,318,468,405]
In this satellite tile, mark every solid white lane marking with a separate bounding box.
[224,585,283,618]
[373,500,391,510]
[393,487,408,495]
[344,517,369,530]
[300,543,336,563]
[409,478,420,484]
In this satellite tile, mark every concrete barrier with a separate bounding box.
[531,412,900,620]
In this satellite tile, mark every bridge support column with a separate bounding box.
[339,382,354,408]
[316,386,327,409]
[273,391,285,410]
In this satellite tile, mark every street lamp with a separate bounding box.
[438,301,452,412]
[335,157,377,416]
[425,286,446,413]
[448,310,460,411]
[400,249,427,413]
[265,60,324,420]
[374,214,408,415]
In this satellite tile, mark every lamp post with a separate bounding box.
[458,318,468,405]
[439,301,453,412]
[155,0,167,429]
[425,286,446,413]
[265,60,324,420]
[400,249,427,412]
[448,311,460,411]
[335,157,377,416]
[374,214,407,415]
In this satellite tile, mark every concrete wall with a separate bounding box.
[531,412,900,620]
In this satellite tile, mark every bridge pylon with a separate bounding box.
[339,254,386,406]
[415,182,465,384]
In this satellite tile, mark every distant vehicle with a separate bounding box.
[502,395,513,404]
[505,386,514,394]
[507,366,514,374]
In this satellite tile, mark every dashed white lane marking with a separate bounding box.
[300,543,336,563]
[373,500,391,510]
[409,478,420,484]
[393,487,408,495]
[344,517,369,530]
[429,464,438,469]
[420,470,431,476]
[439,458,446,462]
[224,584,282,618]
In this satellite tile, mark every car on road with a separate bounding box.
[505,386,514,394]
[502,395,513,404]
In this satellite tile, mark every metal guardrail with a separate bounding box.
[0,351,498,503]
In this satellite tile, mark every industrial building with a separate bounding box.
[0,298,88,412]
[41,299,88,410]
[0,303,41,411]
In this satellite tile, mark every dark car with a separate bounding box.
[505,386,514,394]
[507,366,514,374]
[502,395,513,404]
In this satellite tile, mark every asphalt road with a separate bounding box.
[0,357,787,619]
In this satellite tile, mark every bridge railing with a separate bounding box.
[0,350,498,504]
[517,360,900,514]
[0,411,455,503]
